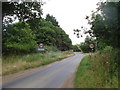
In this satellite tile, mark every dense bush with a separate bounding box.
[44,46,58,52]
[90,47,119,87]
[86,2,120,49]
[27,18,72,51]
[3,18,72,55]
[75,49,119,88]
[79,36,96,53]
[2,2,72,55]
[80,44,90,53]
[72,45,81,52]
[3,22,37,55]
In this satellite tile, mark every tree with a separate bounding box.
[45,14,59,27]
[27,18,72,51]
[2,1,43,25]
[3,22,37,55]
[86,2,120,48]
[73,45,81,52]
[73,2,120,49]
[80,36,96,53]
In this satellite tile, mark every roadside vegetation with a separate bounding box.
[74,1,119,88]
[74,47,118,88]
[73,36,96,53]
[2,2,72,55]
[2,51,73,76]
[2,2,73,76]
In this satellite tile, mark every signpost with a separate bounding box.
[38,43,45,51]
[89,43,94,49]
[89,43,94,52]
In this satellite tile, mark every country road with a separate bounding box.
[2,52,85,88]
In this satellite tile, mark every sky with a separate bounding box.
[42,0,100,45]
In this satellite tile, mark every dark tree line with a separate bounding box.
[2,2,72,55]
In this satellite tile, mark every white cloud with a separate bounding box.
[42,0,100,45]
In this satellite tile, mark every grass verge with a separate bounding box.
[74,56,99,88]
[74,52,118,88]
[2,51,74,76]
[0,57,2,76]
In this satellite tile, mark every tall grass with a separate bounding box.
[2,51,74,76]
[91,47,119,88]
[74,56,94,88]
[74,47,119,88]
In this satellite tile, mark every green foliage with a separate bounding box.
[55,28,72,51]
[3,22,37,55]
[72,45,81,52]
[80,44,90,53]
[45,46,58,52]
[74,56,99,88]
[103,46,113,52]
[92,49,118,87]
[3,18,72,55]
[80,36,96,53]
[27,18,72,51]
[3,51,74,75]
[98,47,118,80]
[2,3,72,55]
[97,41,107,50]
[84,2,120,84]
[74,53,118,88]
[45,14,59,27]
[2,2,43,24]
[86,2,120,48]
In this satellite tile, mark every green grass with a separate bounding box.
[74,53,118,88]
[2,51,74,76]
[74,56,101,88]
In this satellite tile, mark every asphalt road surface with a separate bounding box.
[2,52,85,88]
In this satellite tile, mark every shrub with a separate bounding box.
[3,22,37,55]
[72,45,81,52]
[45,45,58,52]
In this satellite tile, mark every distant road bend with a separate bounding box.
[3,52,85,88]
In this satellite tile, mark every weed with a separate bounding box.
[74,49,118,88]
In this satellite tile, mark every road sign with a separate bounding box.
[39,43,44,48]
[38,43,44,51]
[89,43,94,49]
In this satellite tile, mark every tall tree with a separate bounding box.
[86,2,120,48]
[80,36,96,53]
[27,18,72,51]
[45,14,59,27]
[3,22,37,55]
[2,1,43,25]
